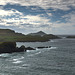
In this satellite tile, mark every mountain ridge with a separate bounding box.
[27,31,47,36]
[0,29,60,42]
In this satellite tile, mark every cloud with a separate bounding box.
[0,8,52,31]
[0,0,75,34]
[53,12,75,27]
[49,11,75,34]
[0,0,75,11]
[47,13,52,16]
[61,11,75,25]
[0,9,23,27]
[0,9,22,17]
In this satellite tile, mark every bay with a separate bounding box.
[0,38,75,75]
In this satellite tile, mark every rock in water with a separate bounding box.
[0,42,35,54]
[0,42,25,53]
[37,46,51,49]
[17,45,26,52]
[25,47,35,50]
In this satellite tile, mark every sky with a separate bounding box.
[0,0,75,35]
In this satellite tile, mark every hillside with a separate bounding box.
[0,29,60,42]
[28,31,46,36]
[0,29,15,34]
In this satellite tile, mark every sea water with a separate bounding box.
[0,38,75,75]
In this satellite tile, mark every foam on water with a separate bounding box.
[28,51,41,56]
[50,40,54,42]
[50,47,57,49]
[13,56,24,61]
[27,46,57,57]
[0,53,10,57]
[12,60,22,64]
[22,64,30,67]
[0,39,74,75]
[26,50,35,52]
[12,56,24,64]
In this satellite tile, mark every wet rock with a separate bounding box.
[25,47,35,50]
[0,42,16,53]
[0,42,35,54]
[37,46,51,49]
[0,42,25,53]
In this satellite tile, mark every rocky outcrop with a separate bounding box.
[25,47,35,50]
[37,46,51,49]
[0,42,16,53]
[0,42,35,54]
[67,36,75,38]
[0,42,52,54]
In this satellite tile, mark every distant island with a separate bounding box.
[0,29,60,42]
[66,36,75,38]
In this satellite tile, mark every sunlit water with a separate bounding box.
[0,38,75,75]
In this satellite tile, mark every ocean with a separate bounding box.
[0,38,75,75]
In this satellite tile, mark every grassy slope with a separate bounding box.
[0,34,60,42]
[0,29,60,42]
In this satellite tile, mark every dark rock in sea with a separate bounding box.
[0,42,16,53]
[37,46,51,49]
[25,47,35,50]
[0,42,35,54]
[16,45,26,52]
[0,42,51,54]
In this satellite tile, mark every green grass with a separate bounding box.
[0,34,60,42]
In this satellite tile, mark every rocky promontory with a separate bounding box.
[0,42,52,54]
[0,42,35,54]
[0,29,60,42]
[0,29,60,53]
[66,36,75,38]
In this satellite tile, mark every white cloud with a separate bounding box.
[0,8,52,30]
[22,15,50,25]
[0,9,23,17]
[49,11,75,34]
[61,12,75,24]
[47,13,52,16]
[0,0,75,10]
[0,0,75,34]
[0,9,23,27]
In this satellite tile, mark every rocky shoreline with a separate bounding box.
[0,42,34,54]
[0,42,51,54]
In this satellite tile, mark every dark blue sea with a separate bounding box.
[0,38,75,75]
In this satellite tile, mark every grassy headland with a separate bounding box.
[0,29,60,42]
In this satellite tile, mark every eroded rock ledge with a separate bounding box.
[0,42,35,54]
[0,42,51,54]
